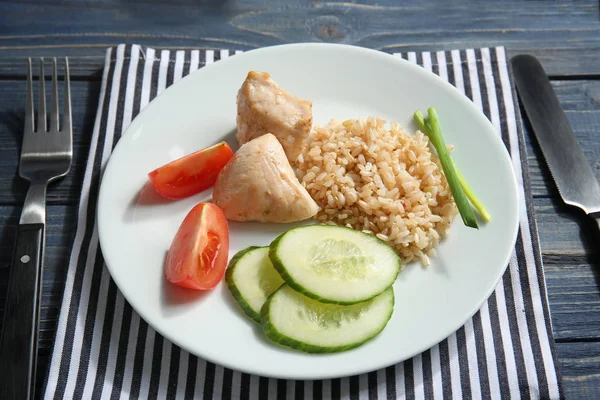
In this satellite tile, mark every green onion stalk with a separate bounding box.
[413,108,485,228]
[452,160,491,222]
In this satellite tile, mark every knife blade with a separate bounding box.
[511,54,600,218]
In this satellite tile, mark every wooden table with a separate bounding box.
[1,1,599,398]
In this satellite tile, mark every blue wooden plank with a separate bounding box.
[557,342,600,399]
[525,81,600,198]
[545,258,600,341]
[0,1,599,76]
[0,80,98,205]
[536,198,597,257]
[0,0,598,396]
[1,1,598,46]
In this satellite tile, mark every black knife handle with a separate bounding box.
[0,223,45,400]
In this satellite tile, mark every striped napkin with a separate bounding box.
[43,44,564,399]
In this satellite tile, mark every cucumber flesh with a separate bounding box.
[269,225,401,304]
[226,246,284,323]
[261,284,394,353]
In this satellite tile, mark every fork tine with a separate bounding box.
[63,58,72,134]
[37,58,46,132]
[25,58,34,133]
[49,58,59,132]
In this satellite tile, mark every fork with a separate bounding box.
[0,58,72,400]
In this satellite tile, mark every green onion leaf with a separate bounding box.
[414,109,478,229]
[413,111,431,136]
[452,159,491,222]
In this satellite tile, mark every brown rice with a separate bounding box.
[294,117,458,266]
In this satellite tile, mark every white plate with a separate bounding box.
[98,43,519,380]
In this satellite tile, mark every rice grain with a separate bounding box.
[295,117,458,265]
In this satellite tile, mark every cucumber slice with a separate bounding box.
[261,284,394,353]
[269,225,401,304]
[226,246,284,323]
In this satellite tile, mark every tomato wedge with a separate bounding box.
[165,203,230,290]
[148,141,234,199]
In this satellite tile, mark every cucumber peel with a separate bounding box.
[261,284,394,353]
[269,225,401,305]
[225,246,284,323]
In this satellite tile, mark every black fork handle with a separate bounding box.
[0,223,44,400]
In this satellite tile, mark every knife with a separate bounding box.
[511,54,600,228]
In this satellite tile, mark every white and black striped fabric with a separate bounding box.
[43,44,564,399]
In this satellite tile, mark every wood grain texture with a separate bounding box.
[0,1,599,77]
[538,197,600,340]
[557,342,600,399]
[0,80,98,205]
[0,0,599,397]
[525,81,600,199]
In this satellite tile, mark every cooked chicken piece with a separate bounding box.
[237,71,313,163]
[213,133,319,223]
